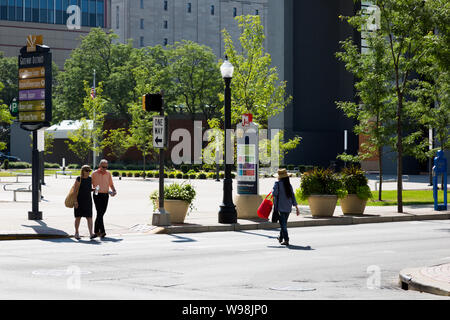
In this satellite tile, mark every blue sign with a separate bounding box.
[433,150,447,211]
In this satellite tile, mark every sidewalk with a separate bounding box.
[400,264,450,296]
[0,174,448,239]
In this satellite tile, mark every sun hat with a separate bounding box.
[274,168,292,179]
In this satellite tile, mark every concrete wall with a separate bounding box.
[268,0,358,168]
[111,0,268,58]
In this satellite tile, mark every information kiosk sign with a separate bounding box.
[236,114,259,195]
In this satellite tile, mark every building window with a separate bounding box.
[187,2,191,13]
[255,9,259,15]
[140,36,144,47]
[163,38,168,46]
[163,0,167,11]
[116,5,119,28]
[233,7,236,17]
[140,0,143,9]
[140,18,144,29]
[163,20,168,28]
[210,5,214,15]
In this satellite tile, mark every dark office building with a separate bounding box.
[268,0,359,170]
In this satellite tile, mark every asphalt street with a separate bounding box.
[1,220,449,300]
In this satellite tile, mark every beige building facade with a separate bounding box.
[0,0,112,68]
[111,0,268,58]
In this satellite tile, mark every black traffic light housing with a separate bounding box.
[142,93,163,112]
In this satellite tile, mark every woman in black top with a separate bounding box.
[73,165,95,240]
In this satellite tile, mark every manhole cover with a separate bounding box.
[32,269,92,277]
[269,286,316,292]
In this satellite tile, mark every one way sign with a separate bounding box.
[153,116,167,148]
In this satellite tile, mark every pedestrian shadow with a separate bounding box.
[236,230,278,239]
[267,245,314,251]
[169,234,197,243]
[99,237,123,243]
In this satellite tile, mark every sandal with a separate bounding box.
[74,233,81,240]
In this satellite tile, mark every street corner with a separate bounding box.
[399,264,450,297]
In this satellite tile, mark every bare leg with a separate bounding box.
[86,218,94,236]
[74,217,81,238]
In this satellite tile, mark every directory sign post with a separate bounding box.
[18,39,52,131]
[17,36,52,220]
[236,114,259,195]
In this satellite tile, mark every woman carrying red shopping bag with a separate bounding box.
[272,169,300,246]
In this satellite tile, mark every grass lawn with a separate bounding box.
[294,189,449,206]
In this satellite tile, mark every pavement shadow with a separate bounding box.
[21,220,70,242]
[99,237,123,243]
[169,234,197,243]
[267,244,314,251]
[236,230,278,239]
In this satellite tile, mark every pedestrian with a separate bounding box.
[272,168,299,246]
[73,165,96,240]
[91,159,117,239]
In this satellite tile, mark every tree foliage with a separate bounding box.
[209,15,301,164]
[54,28,139,122]
[338,0,447,212]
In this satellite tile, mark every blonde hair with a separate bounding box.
[80,165,92,177]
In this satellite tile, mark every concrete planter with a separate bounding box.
[340,194,367,215]
[307,195,338,217]
[234,194,263,219]
[164,199,190,224]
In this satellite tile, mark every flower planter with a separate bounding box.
[340,194,367,215]
[164,199,190,223]
[307,195,338,217]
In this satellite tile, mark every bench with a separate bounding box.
[374,175,409,191]
[3,184,35,201]
[55,170,73,178]
[14,173,32,183]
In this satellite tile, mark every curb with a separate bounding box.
[399,266,450,297]
[156,213,450,234]
[0,234,71,241]
[2,212,449,239]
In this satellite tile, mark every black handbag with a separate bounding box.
[272,189,280,223]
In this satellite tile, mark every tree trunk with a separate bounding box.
[397,94,403,213]
[378,145,383,201]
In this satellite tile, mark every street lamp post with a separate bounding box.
[218,58,237,224]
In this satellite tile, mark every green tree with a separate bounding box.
[127,104,156,173]
[336,28,395,201]
[66,84,106,166]
[340,0,438,213]
[54,28,139,122]
[101,128,130,161]
[210,15,300,163]
[0,52,18,106]
[0,81,14,151]
[168,40,222,123]
[412,0,450,155]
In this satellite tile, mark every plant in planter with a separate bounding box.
[339,165,372,215]
[150,182,196,223]
[296,168,346,217]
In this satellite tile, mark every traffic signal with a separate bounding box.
[142,93,163,112]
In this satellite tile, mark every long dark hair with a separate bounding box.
[280,177,293,199]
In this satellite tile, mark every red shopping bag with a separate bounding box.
[257,192,273,220]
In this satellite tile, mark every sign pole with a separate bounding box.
[158,98,165,213]
[18,36,51,220]
[28,130,42,220]
[149,92,170,226]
